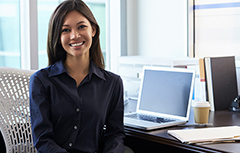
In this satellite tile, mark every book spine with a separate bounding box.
[204,57,215,111]
[199,59,207,101]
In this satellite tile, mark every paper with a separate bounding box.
[167,126,240,144]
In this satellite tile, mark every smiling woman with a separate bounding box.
[29,1,126,153]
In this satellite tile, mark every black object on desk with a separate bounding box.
[204,56,238,111]
[229,95,240,112]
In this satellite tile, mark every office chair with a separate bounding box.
[0,67,37,153]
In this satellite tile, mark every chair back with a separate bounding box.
[0,67,37,153]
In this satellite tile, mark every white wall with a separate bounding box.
[112,0,240,98]
[109,0,191,72]
[109,0,240,76]
[127,0,189,58]
[125,0,240,59]
[126,0,138,56]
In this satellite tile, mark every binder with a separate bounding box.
[204,56,238,111]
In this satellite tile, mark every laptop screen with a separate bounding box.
[138,67,195,117]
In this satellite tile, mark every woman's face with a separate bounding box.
[60,10,96,59]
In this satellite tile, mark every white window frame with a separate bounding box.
[20,0,38,70]
[107,0,122,73]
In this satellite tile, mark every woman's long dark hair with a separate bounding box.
[47,0,105,69]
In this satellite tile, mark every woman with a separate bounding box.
[29,0,125,152]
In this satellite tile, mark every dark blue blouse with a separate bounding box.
[29,60,125,153]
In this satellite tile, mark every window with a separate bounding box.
[0,0,21,68]
[195,1,240,58]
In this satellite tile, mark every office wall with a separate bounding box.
[126,0,240,58]
[120,0,240,98]
[126,0,189,58]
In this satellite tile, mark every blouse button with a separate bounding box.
[74,126,78,130]
[69,143,72,147]
[76,108,80,112]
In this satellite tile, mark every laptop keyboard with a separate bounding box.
[125,113,175,124]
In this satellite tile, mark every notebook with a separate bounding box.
[124,66,196,130]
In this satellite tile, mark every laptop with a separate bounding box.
[124,66,195,130]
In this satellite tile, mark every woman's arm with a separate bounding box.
[29,73,68,153]
[103,76,125,153]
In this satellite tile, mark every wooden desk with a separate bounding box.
[124,100,240,153]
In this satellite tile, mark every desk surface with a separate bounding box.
[124,99,240,153]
